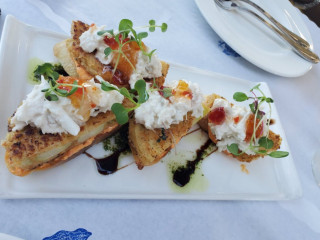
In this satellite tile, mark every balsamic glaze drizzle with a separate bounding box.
[172,140,217,187]
[84,149,132,175]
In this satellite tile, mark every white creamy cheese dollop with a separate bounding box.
[209,98,267,155]
[134,80,204,130]
[79,25,113,65]
[87,76,124,117]
[129,50,162,88]
[11,78,83,136]
[11,76,124,136]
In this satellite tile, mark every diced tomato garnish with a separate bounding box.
[209,107,226,125]
[104,36,119,50]
[245,114,264,142]
[234,116,240,124]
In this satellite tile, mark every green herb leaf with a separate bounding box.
[134,79,149,104]
[250,83,261,92]
[130,27,137,39]
[65,81,79,96]
[249,103,255,114]
[233,92,248,102]
[97,29,114,36]
[104,47,112,57]
[52,71,60,81]
[53,63,68,76]
[41,88,49,92]
[119,88,132,100]
[34,63,60,81]
[137,32,148,40]
[111,103,129,125]
[147,49,157,60]
[266,97,274,103]
[149,49,157,55]
[55,88,69,95]
[149,20,156,32]
[101,81,118,92]
[161,23,168,32]
[256,150,267,154]
[119,19,133,35]
[268,151,289,158]
[34,63,52,75]
[115,34,120,43]
[97,30,106,36]
[258,137,274,150]
[227,143,240,156]
[162,87,172,98]
[45,92,58,101]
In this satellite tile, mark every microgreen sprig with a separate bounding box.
[149,78,173,99]
[98,19,167,76]
[35,63,82,101]
[227,84,289,158]
[101,79,149,124]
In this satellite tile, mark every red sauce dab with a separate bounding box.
[209,107,226,125]
[245,114,264,142]
[233,116,240,124]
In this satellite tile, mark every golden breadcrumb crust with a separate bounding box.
[129,112,195,169]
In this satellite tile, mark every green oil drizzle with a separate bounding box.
[27,57,44,85]
[103,125,130,154]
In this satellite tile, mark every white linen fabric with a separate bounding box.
[0,0,320,239]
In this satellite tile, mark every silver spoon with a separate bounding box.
[214,0,320,63]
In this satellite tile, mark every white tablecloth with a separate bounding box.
[0,0,320,239]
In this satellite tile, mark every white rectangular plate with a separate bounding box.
[0,15,302,200]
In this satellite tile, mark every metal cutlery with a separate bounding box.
[214,0,319,63]
[236,0,311,49]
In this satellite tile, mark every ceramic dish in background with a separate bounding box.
[195,0,313,77]
[0,15,302,200]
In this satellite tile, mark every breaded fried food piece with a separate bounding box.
[53,39,79,77]
[2,99,134,176]
[129,97,214,169]
[129,112,195,169]
[66,20,168,88]
[198,94,282,162]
